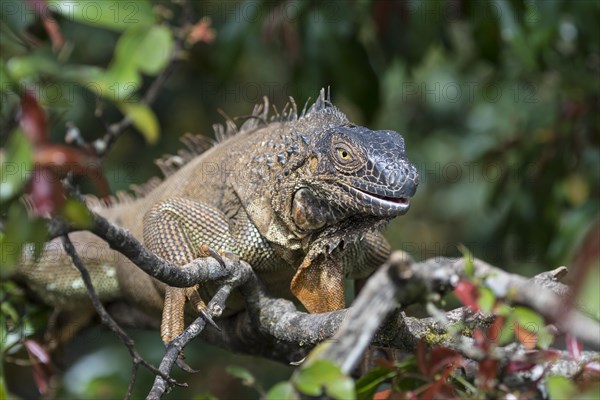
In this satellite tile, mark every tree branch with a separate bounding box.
[46,203,600,399]
[52,208,599,360]
[48,213,245,288]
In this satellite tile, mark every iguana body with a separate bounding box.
[15,90,418,345]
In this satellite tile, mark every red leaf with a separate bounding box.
[514,324,537,350]
[522,349,560,364]
[23,340,50,364]
[25,0,64,49]
[562,221,600,315]
[24,339,52,396]
[35,145,96,174]
[373,389,392,400]
[506,360,536,373]
[454,281,479,310]
[20,91,49,147]
[584,361,600,376]
[566,334,583,359]
[34,145,111,199]
[374,358,396,370]
[486,316,506,345]
[417,340,428,375]
[26,167,64,215]
[473,328,488,352]
[187,17,216,45]
[477,359,498,389]
[428,347,462,376]
[422,364,458,400]
[31,362,50,395]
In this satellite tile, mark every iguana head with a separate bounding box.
[290,123,418,233]
[251,91,419,247]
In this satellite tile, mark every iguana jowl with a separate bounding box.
[15,89,419,345]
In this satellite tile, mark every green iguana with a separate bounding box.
[15,89,419,346]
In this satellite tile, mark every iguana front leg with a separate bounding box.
[143,198,237,344]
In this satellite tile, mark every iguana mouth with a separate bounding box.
[376,194,410,205]
[342,184,411,215]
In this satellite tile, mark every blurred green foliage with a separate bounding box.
[1,0,599,398]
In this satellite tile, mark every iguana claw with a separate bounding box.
[199,244,227,270]
[186,287,221,331]
[199,307,221,331]
[176,357,201,373]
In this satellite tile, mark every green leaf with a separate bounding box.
[60,65,132,103]
[493,0,536,71]
[225,366,255,386]
[501,306,554,348]
[355,367,396,400]
[458,244,474,277]
[135,26,173,75]
[477,287,496,314]
[577,262,600,321]
[326,376,355,400]
[6,53,58,81]
[0,129,33,202]
[495,303,513,317]
[192,394,219,400]
[100,69,141,102]
[0,61,9,93]
[0,376,8,400]
[536,326,555,349]
[112,28,148,73]
[293,360,355,400]
[0,202,48,272]
[512,306,544,334]
[0,301,20,324]
[62,26,172,105]
[546,375,577,400]
[497,315,515,345]
[61,198,93,229]
[61,64,140,103]
[112,25,173,78]
[118,103,159,143]
[47,1,154,32]
[267,382,298,400]
[28,218,48,265]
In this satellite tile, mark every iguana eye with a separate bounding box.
[336,147,353,163]
[330,136,363,172]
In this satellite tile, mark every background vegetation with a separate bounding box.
[1,0,598,398]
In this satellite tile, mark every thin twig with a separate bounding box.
[125,363,139,400]
[60,234,183,395]
[147,317,207,400]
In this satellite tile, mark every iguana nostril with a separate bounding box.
[386,169,400,185]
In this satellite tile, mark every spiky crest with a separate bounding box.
[86,88,337,209]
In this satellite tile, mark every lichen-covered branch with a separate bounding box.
[50,206,599,398]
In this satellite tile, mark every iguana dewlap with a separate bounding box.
[15,89,419,345]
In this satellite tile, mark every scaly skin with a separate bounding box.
[15,89,418,346]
